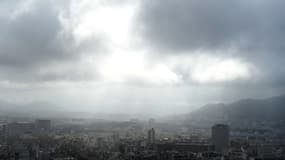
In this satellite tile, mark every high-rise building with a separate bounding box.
[282,145,285,159]
[211,124,230,153]
[147,128,155,144]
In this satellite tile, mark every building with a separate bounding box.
[157,143,214,153]
[3,122,34,136]
[211,124,230,153]
[148,128,155,144]
[35,120,51,133]
[282,145,285,159]
[257,145,281,160]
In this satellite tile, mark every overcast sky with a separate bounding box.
[0,0,284,115]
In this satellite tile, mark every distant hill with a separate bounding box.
[189,94,285,122]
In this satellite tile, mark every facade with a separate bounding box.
[147,128,155,144]
[3,122,34,136]
[157,143,214,153]
[211,124,230,153]
[35,119,51,133]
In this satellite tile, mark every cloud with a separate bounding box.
[0,0,107,82]
[96,50,181,85]
[0,0,63,67]
[138,0,285,53]
[0,0,259,85]
[137,0,285,85]
[0,0,284,115]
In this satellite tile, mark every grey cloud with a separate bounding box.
[0,0,284,115]
[138,0,285,53]
[0,0,104,82]
[137,0,285,84]
[0,0,64,68]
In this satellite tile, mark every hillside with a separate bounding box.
[189,94,285,122]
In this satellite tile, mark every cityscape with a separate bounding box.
[0,94,284,160]
[1,0,285,159]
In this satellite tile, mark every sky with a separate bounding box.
[0,0,285,116]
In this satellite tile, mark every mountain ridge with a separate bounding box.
[189,94,285,122]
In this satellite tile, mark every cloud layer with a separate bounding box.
[137,0,285,84]
[0,0,284,115]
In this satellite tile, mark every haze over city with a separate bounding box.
[1,1,285,160]
[1,0,285,116]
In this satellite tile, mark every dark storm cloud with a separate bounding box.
[0,0,65,68]
[137,0,285,84]
[138,0,285,53]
